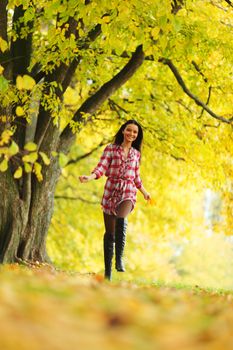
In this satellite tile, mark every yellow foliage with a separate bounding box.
[151,27,160,40]
[16,75,36,90]
[0,129,13,146]
[22,152,38,163]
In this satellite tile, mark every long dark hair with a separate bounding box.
[114,119,143,152]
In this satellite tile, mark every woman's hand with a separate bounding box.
[139,185,151,201]
[79,174,96,183]
[143,191,151,201]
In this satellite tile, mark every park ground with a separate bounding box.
[0,264,233,350]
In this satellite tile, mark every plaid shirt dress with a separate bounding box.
[92,143,142,215]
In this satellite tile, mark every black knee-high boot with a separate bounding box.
[115,217,127,272]
[103,233,114,280]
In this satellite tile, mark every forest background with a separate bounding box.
[1,0,233,291]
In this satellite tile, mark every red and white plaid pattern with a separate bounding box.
[92,144,142,215]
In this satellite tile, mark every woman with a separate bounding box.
[79,120,151,280]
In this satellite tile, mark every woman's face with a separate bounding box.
[122,123,139,143]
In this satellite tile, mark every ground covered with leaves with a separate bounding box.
[0,264,233,350]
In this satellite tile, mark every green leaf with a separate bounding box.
[0,76,9,93]
[39,151,50,165]
[0,158,8,172]
[59,152,69,168]
[9,141,19,156]
[172,17,182,33]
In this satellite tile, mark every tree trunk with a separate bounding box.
[0,121,61,264]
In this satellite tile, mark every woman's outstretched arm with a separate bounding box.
[79,173,97,183]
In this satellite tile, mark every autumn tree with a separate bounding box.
[1,0,233,264]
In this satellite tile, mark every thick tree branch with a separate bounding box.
[0,1,8,41]
[0,1,13,134]
[0,2,11,80]
[10,5,34,148]
[58,45,145,153]
[11,5,34,80]
[159,57,233,124]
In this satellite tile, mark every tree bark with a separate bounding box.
[0,123,61,263]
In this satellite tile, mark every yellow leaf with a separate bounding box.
[151,27,160,40]
[0,65,4,74]
[16,75,36,90]
[14,166,23,179]
[24,162,32,173]
[0,158,8,172]
[24,142,37,151]
[0,147,8,154]
[33,162,43,181]
[0,37,8,53]
[147,198,156,206]
[0,115,7,122]
[0,129,13,146]
[16,106,25,116]
[22,152,38,163]
[23,75,36,90]
[102,15,111,24]
[39,151,50,165]
[16,76,24,90]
